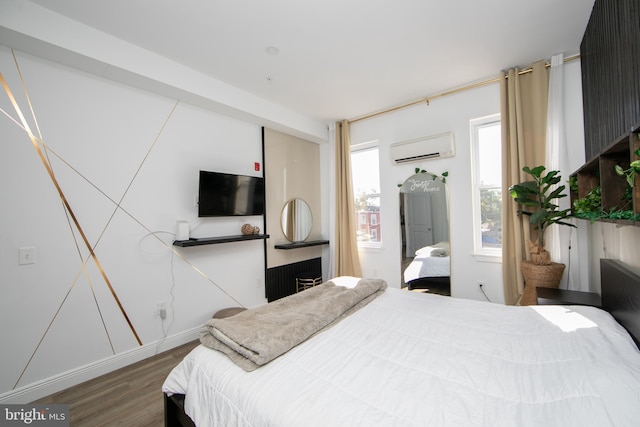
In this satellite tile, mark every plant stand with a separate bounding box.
[520,261,565,305]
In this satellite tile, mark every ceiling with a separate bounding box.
[29,0,595,124]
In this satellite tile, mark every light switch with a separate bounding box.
[19,247,36,265]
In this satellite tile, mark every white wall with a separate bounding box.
[0,48,298,402]
[587,223,640,289]
[349,83,503,302]
[348,60,589,304]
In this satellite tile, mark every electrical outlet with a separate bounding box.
[156,302,167,319]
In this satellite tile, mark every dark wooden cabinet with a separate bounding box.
[572,0,640,226]
[580,0,640,160]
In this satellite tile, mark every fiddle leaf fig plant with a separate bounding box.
[509,165,576,265]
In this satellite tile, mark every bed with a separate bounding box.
[163,259,640,427]
[403,241,450,291]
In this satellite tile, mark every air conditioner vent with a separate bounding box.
[390,132,455,164]
[394,152,440,163]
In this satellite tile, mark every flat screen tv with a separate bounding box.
[198,170,265,217]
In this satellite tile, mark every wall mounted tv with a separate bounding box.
[198,170,265,217]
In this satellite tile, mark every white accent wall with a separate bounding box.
[0,48,273,401]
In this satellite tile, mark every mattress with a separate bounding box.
[403,254,450,282]
[403,244,450,282]
[163,286,640,427]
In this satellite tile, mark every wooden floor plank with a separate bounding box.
[34,340,198,426]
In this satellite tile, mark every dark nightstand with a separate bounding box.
[536,287,602,307]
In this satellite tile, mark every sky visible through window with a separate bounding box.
[351,148,380,200]
[478,123,501,186]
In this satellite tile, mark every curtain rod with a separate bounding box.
[348,54,580,124]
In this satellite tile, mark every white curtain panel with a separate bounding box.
[545,53,583,291]
[546,53,565,265]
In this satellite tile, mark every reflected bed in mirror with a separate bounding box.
[281,198,312,242]
[399,171,450,296]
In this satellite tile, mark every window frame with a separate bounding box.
[470,114,502,258]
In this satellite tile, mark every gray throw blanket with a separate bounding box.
[199,278,387,371]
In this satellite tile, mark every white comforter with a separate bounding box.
[403,253,450,282]
[404,243,450,283]
[163,286,640,427]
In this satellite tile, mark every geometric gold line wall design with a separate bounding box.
[0,66,147,388]
[1,52,248,390]
[89,101,179,257]
[0,72,141,341]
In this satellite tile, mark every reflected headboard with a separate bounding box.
[600,259,640,348]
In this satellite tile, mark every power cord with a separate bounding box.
[479,283,492,303]
[137,230,177,355]
[155,245,177,354]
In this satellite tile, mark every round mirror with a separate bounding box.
[281,198,313,242]
[400,172,450,295]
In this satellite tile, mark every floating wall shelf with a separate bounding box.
[173,234,269,247]
[570,130,640,226]
[274,240,330,250]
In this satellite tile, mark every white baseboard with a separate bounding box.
[0,327,200,404]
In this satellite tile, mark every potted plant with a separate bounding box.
[569,175,604,222]
[509,166,577,304]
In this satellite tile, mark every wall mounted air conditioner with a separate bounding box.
[390,132,455,164]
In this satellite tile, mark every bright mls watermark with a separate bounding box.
[1,405,69,426]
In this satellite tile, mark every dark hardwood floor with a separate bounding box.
[34,340,199,426]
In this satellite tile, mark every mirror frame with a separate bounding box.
[399,171,451,294]
[280,198,313,243]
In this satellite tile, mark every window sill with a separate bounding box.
[472,252,502,263]
[357,243,384,253]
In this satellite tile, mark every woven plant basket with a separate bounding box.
[520,260,565,306]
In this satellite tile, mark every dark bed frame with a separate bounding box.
[407,276,451,295]
[600,259,640,348]
[163,258,640,427]
[164,393,196,427]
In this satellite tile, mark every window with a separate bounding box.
[471,114,502,256]
[351,143,381,247]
